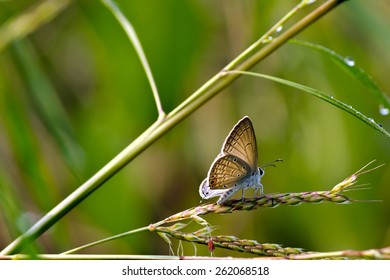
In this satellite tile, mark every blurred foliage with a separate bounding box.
[0,0,389,256]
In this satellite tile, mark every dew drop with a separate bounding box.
[368,118,375,123]
[306,0,316,4]
[344,56,355,67]
[379,105,390,116]
[263,36,273,43]
[276,26,283,33]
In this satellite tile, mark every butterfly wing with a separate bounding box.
[199,178,227,199]
[221,116,258,170]
[208,155,251,190]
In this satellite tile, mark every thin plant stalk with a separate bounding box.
[0,0,71,52]
[59,160,381,255]
[0,254,181,260]
[289,247,390,260]
[225,0,319,70]
[60,226,154,255]
[101,0,165,120]
[62,188,353,254]
[2,246,389,260]
[0,0,345,255]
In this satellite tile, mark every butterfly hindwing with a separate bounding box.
[208,155,251,190]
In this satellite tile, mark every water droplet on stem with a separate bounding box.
[344,56,355,67]
[379,105,390,116]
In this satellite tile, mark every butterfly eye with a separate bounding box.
[259,168,264,176]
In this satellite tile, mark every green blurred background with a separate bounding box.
[0,0,389,256]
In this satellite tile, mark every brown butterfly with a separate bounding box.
[199,116,266,204]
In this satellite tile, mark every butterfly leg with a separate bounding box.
[217,188,240,205]
[241,189,245,202]
[253,183,264,198]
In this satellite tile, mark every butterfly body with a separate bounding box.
[199,167,264,204]
[199,116,265,205]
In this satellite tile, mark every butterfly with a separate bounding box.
[199,116,266,205]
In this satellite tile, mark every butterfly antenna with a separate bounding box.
[261,158,283,168]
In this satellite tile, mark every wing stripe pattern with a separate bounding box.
[208,155,251,189]
[222,117,258,170]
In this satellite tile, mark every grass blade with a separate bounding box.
[290,39,390,111]
[225,70,390,138]
[101,0,165,119]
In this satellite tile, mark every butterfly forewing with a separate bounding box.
[208,155,251,189]
[222,117,258,170]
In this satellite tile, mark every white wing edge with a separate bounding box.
[199,178,227,199]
